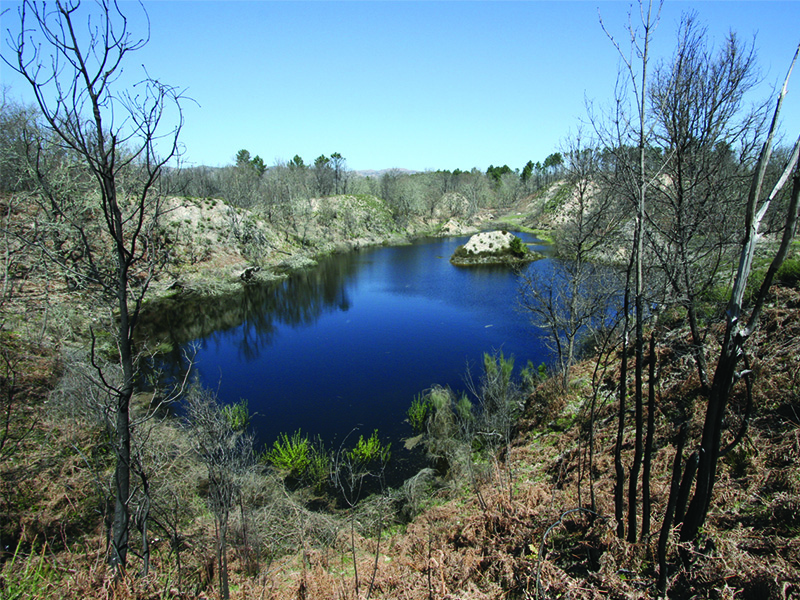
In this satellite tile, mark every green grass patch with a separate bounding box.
[0,539,53,599]
[543,182,573,214]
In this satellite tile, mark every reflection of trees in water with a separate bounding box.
[138,252,360,368]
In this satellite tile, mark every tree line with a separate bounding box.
[159,151,566,227]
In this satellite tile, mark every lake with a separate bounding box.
[152,233,554,480]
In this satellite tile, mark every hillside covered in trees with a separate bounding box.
[1,0,800,599]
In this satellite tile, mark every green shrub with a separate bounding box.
[454,394,474,423]
[348,429,391,466]
[509,236,528,257]
[744,265,768,305]
[264,430,310,477]
[222,399,250,432]
[777,258,800,287]
[724,447,751,478]
[699,282,732,305]
[521,360,547,390]
[306,439,331,492]
[408,393,433,433]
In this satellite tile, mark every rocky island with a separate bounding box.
[450,230,543,266]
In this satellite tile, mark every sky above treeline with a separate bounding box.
[1,1,799,173]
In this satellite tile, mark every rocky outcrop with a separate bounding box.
[450,230,543,266]
[437,218,479,237]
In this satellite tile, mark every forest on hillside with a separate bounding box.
[1,0,800,598]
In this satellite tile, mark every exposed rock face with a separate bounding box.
[438,218,479,237]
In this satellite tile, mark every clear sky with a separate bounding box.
[2,1,799,172]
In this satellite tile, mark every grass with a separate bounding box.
[0,539,52,600]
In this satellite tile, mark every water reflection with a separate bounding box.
[138,250,362,363]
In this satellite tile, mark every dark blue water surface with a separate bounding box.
[153,234,553,477]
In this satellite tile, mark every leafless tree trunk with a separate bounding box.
[640,331,657,541]
[597,0,662,540]
[614,263,632,539]
[4,0,184,571]
[678,47,800,543]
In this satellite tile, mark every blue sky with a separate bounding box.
[2,1,799,172]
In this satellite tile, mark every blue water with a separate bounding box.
[170,234,553,474]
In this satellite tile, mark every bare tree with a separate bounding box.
[676,47,800,545]
[519,134,625,391]
[134,421,197,587]
[595,0,662,542]
[4,0,184,571]
[186,387,254,600]
[380,169,411,224]
[331,429,391,598]
[647,14,765,389]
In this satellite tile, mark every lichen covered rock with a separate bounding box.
[450,230,542,266]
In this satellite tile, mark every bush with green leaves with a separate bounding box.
[348,429,391,466]
[414,385,474,473]
[509,235,528,257]
[777,257,800,287]
[415,353,526,478]
[407,393,433,433]
[476,351,524,451]
[521,360,548,391]
[222,399,250,432]
[263,430,310,478]
[305,438,332,492]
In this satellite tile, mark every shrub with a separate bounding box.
[264,430,310,478]
[222,399,250,432]
[481,351,516,415]
[305,438,331,492]
[777,258,800,287]
[521,360,547,391]
[348,429,391,466]
[408,393,433,433]
[509,235,528,257]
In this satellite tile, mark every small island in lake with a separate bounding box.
[450,230,544,266]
